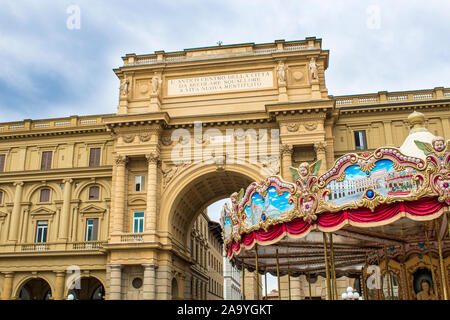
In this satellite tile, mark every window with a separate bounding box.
[354,130,368,150]
[40,189,50,202]
[135,175,145,192]
[86,218,99,241]
[89,186,100,200]
[41,151,53,170]
[0,154,5,172]
[0,191,3,204]
[89,148,101,167]
[35,221,48,243]
[133,212,144,233]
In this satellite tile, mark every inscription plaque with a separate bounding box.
[167,71,274,96]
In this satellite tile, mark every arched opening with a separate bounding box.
[18,278,52,300]
[67,277,105,300]
[171,278,179,300]
[160,164,262,300]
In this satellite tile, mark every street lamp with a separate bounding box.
[341,286,362,300]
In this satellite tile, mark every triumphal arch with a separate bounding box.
[104,37,334,299]
[0,37,448,300]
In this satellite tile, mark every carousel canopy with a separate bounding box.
[221,112,450,277]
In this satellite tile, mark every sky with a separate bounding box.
[2,0,450,295]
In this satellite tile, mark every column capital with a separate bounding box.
[313,141,327,152]
[62,178,73,184]
[54,271,66,277]
[2,271,15,277]
[142,263,158,269]
[145,152,160,164]
[13,181,24,187]
[113,155,128,166]
[280,144,293,155]
[108,264,123,270]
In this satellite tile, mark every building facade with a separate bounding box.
[223,250,242,300]
[0,37,448,299]
[207,220,224,300]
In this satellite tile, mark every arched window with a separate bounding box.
[40,188,50,202]
[89,186,100,200]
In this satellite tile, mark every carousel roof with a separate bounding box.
[399,111,436,160]
[221,111,449,276]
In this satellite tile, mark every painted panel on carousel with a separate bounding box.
[238,176,296,232]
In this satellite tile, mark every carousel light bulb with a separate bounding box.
[347,292,354,299]
[342,293,348,300]
[353,292,360,299]
[67,294,74,300]
[347,286,353,293]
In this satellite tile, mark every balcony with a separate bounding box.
[120,233,145,243]
[0,241,106,254]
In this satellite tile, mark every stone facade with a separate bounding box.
[0,38,448,299]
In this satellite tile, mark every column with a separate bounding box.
[156,253,172,300]
[383,121,394,146]
[71,206,79,242]
[314,141,328,176]
[21,208,30,243]
[53,271,66,300]
[142,263,157,299]
[1,272,14,300]
[280,144,293,181]
[9,182,24,242]
[112,155,127,233]
[108,264,122,300]
[145,152,159,233]
[59,179,73,240]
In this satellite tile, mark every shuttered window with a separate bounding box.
[41,151,52,170]
[0,154,5,172]
[40,189,50,202]
[89,186,100,200]
[89,148,101,167]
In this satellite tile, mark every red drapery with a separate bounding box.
[227,197,447,257]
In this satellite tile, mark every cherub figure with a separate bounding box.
[289,160,322,181]
[414,136,447,155]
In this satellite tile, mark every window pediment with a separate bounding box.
[30,206,55,218]
[79,204,106,216]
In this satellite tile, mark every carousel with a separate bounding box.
[221,112,450,300]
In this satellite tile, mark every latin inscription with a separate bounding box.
[167,71,273,96]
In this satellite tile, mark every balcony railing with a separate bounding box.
[21,243,49,251]
[120,233,144,243]
[70,241,104,250]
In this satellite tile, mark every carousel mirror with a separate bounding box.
[382,271,399,300]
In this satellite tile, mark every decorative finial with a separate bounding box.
[217,41,223,46]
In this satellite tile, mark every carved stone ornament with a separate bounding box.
[114,155,127,166]
[286,123,299,132]
[280,144,294,155]
[160,135,173,146]
[261,155,280,176]
[314,141,327,153]
[139,132,151,142]
[162,162,188,188]
[122,134,135,143]
[304,122,318,131]
[146,152,160,165]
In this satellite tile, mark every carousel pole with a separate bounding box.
[329,233,338,300]
[241,259,245,300]
[401,243,411,300]
[425,227,439,299]
[362,253,368,300]
[307,272,312,300]
[436,218,448,300]
[264,272,268,299]
[322,233,332,300]
[255,244,260,300]
[383,245,392,300]
[375,250,383,300]
[276,248,281,300]
[288,267,291,300]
